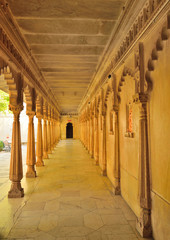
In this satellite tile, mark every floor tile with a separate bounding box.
[0,140,142,239]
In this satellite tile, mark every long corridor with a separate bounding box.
[1,140,150,240]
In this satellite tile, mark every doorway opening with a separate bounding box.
[66,123,73,138]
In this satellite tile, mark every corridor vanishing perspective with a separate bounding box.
[0,0,170,239]
[5,140,148,240]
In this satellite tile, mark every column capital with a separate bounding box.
[9,104,23,114]
[36,113,43,120]
[133,93,149,104]
[112,105,119,112]
[26,111,35,118]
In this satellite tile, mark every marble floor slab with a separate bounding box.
[0,140,153,240]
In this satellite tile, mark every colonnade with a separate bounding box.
[0,66,60,199]
[8,89,60,198]
[79,43,151,237]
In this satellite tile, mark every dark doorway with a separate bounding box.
[66,123,73,138]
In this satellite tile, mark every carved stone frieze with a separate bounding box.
[145,12,170,93]
[115,0,168,64]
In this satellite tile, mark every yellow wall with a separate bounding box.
[79,11,170,240]
[118,74,140,217]
[149,39,170,240]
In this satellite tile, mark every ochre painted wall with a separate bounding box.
[149,39,170,240]
[118,73,140,217]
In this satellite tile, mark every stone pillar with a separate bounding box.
[53,120,56,144]
[88,120,90,152]
[36,118,44,166]
[52,120,55,149]
[82,121,84,145]
[50,120,53,150]
[136,94,152,237]
[94,116,99,165]
[8,105,24,198]
[85,120,88,149]
[47,119,52,154]
[91,117,94,157]
[51,120,54,150]
[56,121,58,144]
[26,112,36,177]
[89,118,92,154]
[89,117,94,157]
[43,119,48,158]
[113,107,121,195]
[101,113,107,176]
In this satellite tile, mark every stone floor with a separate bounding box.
[0,140,153,240]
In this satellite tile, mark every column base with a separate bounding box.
[36,159,44,167]
[43,152,48,159]
[26,166,36,178]
[113,186,121,195]
[94,156,99,165]
[8,181,24,198]
[136,209,152,238]
[101,169,107,176]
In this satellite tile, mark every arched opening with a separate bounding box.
[66,123,73,138]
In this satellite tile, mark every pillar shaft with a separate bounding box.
[51,121,54,149]
[8,105,24,198]
[36,118,44,166]
[43,119,48,158]
[113,108,121,195]
[90,117,94,157]
[94,116,99,165]
[26,113,36,178]
[136,97,152,237]
[47,120,52,153]
[102,114,107,176]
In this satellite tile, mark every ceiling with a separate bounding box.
[7,0,127,113]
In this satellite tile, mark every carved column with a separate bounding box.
[90,115,94,158]
[94,114,99,165]
[86,120,88,149]
[136,94,152,237]
[88,119,90,152]
[50,120,53,150]
[26,112,36,177]
[89,117,92,155]
[56,121,58,143]
[43,118,48,158]
[83,120,85,146]
[85,120,87,149]
[135,43,152,237]
[101,112,107,176]
[113,106,121,195]
[54,121,56,145]
[36,117,44,166]
[8,105,24,198]
[47,119,52,154]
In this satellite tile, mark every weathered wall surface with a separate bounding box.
[60,115,79,139]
